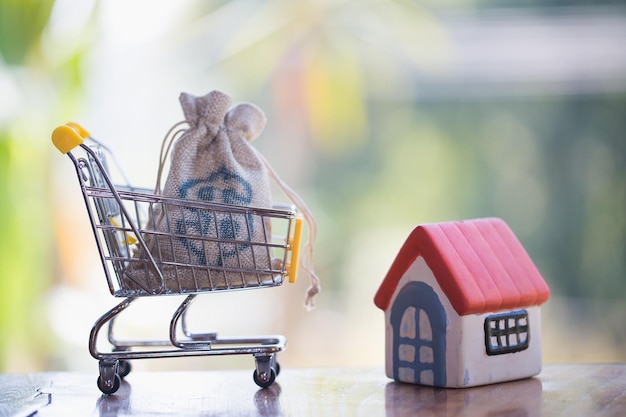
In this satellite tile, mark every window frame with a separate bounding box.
[484,309,530,355]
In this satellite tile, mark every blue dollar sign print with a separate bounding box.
[176,166,255,266]
[178,166,253,205]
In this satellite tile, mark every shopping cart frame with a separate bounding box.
[53,124,301,394]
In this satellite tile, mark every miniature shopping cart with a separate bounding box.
[52,123,303,395]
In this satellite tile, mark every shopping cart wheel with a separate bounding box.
[97,374,121,395]
[118,360,132,378]
[252,369,276,389]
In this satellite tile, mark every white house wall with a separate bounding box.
[453,306,543,388]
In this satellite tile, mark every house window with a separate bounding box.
[484,310,530,355]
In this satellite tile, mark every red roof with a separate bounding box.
[374,218,550,316]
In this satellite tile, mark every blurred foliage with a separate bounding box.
[180,0,451,150]
[187,0,626,303]
[0,0,94,371]
[0,0,55,372]
[0,0,55,64]
[313,94,626,301]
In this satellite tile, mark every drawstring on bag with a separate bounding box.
[155,120,188,194]
[253,148,321,311]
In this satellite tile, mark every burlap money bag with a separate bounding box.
[124,90,274,293]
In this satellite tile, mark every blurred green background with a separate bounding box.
[1,0,624,372]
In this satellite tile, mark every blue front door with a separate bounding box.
[389,281,447,386]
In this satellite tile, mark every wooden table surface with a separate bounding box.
[1,364,624,416]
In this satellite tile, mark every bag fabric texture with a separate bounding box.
[123,90,275,293]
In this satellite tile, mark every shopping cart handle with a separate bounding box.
[52,122,89,154]
[65,121,91,139]
[286,217,303,283]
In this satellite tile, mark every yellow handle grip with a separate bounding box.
[65,121,91,139]
[52,123,87,154]
[286,217,303,283]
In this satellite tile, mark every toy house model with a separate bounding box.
[374,218,550,388]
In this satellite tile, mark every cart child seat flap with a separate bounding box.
[123,90,276,293]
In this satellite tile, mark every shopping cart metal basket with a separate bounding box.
[52,123,303,394]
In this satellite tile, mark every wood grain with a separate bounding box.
[0,374,51,417]
[1,364,624,416]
